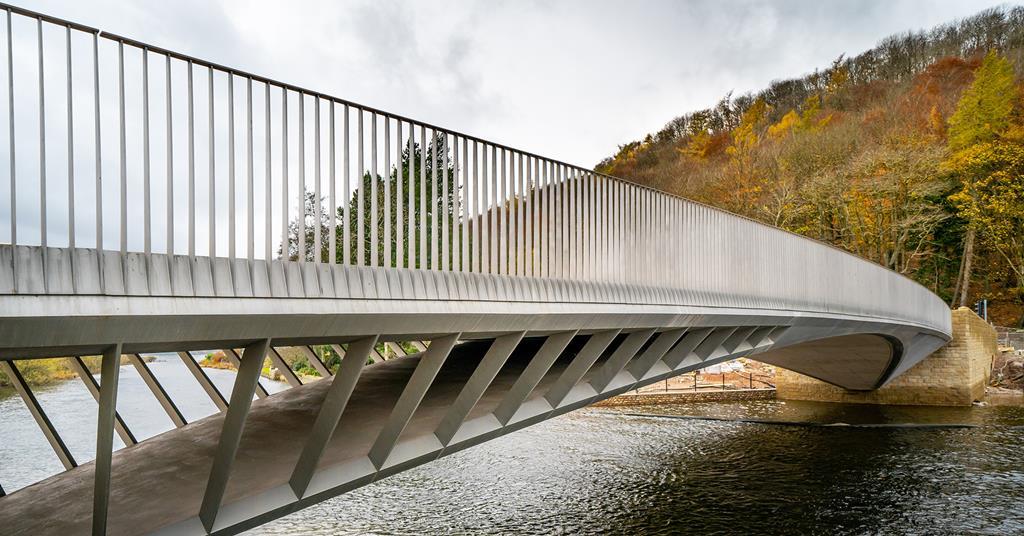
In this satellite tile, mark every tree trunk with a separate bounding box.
[959,228,976,308]
[951,244,965,307]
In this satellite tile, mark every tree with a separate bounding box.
[946,50,1017,306]
[282,135,459,269]
[947,51,1016,152]
[947,141,1024,320]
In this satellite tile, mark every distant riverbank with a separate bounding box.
[0,355,153,393]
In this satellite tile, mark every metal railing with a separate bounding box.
[996,327,1024,350]
[0,3,949,334]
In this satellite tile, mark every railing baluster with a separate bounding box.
[313,96,321,262]
[296,92,304,261]
[471,140,479,273]
[441,133,449,271]
[419,125,426,269]
[490,145,497,273]
[516,152,523,277]
[117,40,126,253]
[481,143,489,274]
[460,136,467,272]
[7,9,15,248]
[384,116,391,267]
[38,19,46,249]
[356,108,364,266]
[265,81,272,261]
[498,148,506,275]
[246,76,253,261]
[65,26,74,250]
[403,120,411,266]
[453,134,462,272]
[370,111,378,267]
[526,156,534,278]
[343,103,350,265]
[557,163,565,279]
[206,66,213,257]
[281,88,287,260]
[329,100,336,264]
[228,74,236,259]
[188,61,195,257]
[396,120,404,268]
[142,49,151,254]
[430,129,438,270]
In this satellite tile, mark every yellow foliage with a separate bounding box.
[768,110,801,138]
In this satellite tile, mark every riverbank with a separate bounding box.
[0,355,145,390]
[198,351,321,383]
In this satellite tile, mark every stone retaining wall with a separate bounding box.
[776,308,996,406]
[594,388,776,407]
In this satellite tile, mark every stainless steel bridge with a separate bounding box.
[0,4,951,535]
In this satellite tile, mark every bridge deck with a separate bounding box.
[0,339,574,536]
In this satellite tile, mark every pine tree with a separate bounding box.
[947,50,1016,152]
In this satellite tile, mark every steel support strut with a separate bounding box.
[289,336,377,498]
[93,343,123,536]
[66,356,137,446]
[0,360,76,469]
[368,334,459,469]
[128,353,187,428]
[435,332,524,446]
[178,351,229,412]
[199,338,271,532]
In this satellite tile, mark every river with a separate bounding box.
[2,354,1023,535]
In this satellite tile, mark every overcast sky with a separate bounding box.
[18,0,1013,168]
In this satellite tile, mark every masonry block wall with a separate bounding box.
[775,308,996,406]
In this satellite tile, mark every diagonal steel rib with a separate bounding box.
[368,333,459,469]
[544,330,619,407]
[66,356,137,446]
[589,329,655,392]
[129,354,187,428]
[301,345,334,377]
[92,343,123,536]
[0,360,77,470]
[178,351,229,412]
[492,331,577,425]
[198,338,271,532]
[289,335,376,498]
[223,348,270,398]
[267,347,302,388]
[435,331,525,446]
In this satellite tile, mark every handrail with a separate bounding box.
[0,2,951,336]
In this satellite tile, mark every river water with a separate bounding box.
[2,354,1023,535]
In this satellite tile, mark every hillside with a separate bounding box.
[596,7,1024,327]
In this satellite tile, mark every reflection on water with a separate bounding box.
[3,361,1023,535]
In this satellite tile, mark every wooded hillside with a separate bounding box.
[596,7,1024,327]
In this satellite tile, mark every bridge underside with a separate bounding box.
[0,312,945,535]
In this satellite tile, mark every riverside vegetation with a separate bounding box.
[596,7,1024,327]
[0,355,145,394]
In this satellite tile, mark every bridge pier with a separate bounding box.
[776,308,996,406]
